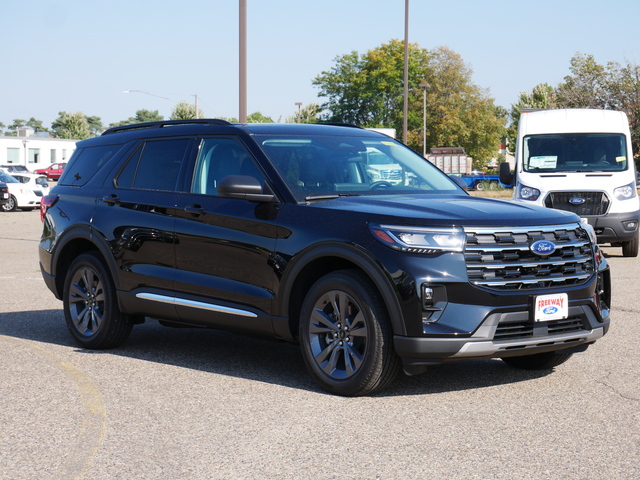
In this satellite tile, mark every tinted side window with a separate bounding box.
[191,138,264,196]
[117,139,190,191]
[59,144,123,186]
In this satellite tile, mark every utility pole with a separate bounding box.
[239,0,247,123]
[403,0,409,144]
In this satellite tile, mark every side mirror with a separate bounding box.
[499,162,513,186]
[448,175,469,191]
[217,175,276,202]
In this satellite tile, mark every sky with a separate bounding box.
[2,0,639,129]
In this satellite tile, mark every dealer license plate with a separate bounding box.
[534,293,568,322]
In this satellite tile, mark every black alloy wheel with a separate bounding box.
[63,252,133,349]
[299,270,400,396]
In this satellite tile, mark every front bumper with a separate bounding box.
[583,210,640,243]
[394,303,609,374]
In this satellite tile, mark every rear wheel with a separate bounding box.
[501,352,573,370]
[299,270,401,396]
[63,252,133,349]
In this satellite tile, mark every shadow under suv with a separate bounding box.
[39,120,611,396]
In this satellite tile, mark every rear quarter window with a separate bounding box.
[59,144,124,186]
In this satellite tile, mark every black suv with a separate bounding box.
[39,120,611,396]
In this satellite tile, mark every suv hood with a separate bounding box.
[311,194,578,226]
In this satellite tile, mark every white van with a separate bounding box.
[500,108,640,257]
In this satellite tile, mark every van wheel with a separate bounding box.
[501,352,573,370]
[63,252,133,349]
[299,270,400,396]
[622,232,639,257]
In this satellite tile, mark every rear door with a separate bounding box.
[94,137,193,319]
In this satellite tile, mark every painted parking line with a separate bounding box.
[3,337,106,480]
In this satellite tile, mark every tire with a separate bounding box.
[299,270,401,396]
[475,182,484,191]
[63,252,133,349]
[622,231,639,257]
[501,352,573,370]
[2,195,17,212]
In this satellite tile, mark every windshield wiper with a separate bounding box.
[304,193,362,201]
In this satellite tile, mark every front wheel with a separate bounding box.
[501,352,573,370]
[299,270,400,396]
[63,252,133,349]
[2,195,17,212]
[622,231,639,257]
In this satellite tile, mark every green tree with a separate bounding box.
[607,59,640,157]
[314,40,505,164]
[506,83,557,152]
[110,109,165,128]
[3,119,27,136]
[0,122,5,135]
[516,53,640,158]
[286,103,322,123]
[556,53,612,109]
[26,117,50,134]
[246,111,274,123]
[170,101,204,120]
[51,111,93,140]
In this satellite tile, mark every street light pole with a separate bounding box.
[295,102,302,123]
[419,81,429,158]
[402,0,409,144]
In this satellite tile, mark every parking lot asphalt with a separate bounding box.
[1,209,638,480]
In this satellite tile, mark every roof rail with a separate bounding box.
[315,122,363,129]
[102,118,233,136]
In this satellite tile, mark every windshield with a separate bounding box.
[523,133,628,173]
[0,171,18,183]
[253,134,462,201]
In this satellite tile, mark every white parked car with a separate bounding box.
[0,171,41,212]
[11,173,50,197]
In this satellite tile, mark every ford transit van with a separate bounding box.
[501,108,640,257]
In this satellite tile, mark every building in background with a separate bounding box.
[0,128,77,171]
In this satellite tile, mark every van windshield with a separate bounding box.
[523,133,628,173]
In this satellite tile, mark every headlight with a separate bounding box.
[613,182,636,200]
[517,183,540,201]
[370,224,465,254]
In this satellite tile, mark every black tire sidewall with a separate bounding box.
[63,252,130,349]
[299,270,394,396]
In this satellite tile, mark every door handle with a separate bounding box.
[184,205,206,216]
[102,194,120,205]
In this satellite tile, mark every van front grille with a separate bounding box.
[544,191,609,216]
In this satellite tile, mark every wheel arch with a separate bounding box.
[277,243,406,340]
[50,226,121,299]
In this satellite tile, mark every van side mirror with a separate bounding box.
[499,162,513,186]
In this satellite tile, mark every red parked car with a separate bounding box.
[35,163,67,180]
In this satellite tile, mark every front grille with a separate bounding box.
[544,191,609,216]
[380,169,402,181]
[464,223,595,291]
[494,316,586,341]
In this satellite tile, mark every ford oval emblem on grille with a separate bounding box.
[530,240,556,256]
[569,197,586,205]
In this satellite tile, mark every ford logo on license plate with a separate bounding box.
[530,240,556,256]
